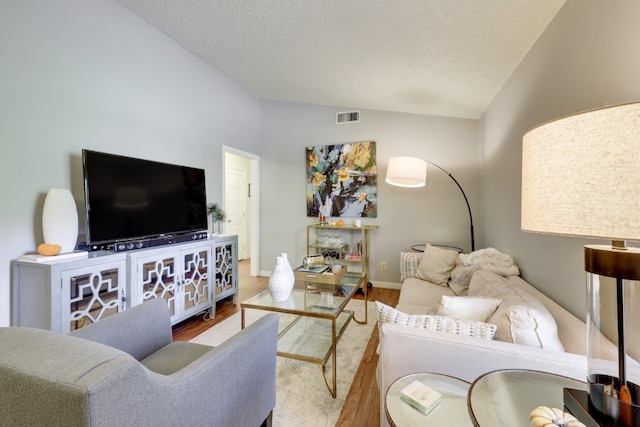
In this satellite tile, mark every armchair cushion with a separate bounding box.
[140,341,213,375]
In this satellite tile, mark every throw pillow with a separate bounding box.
[415,244,459,286]
[400,251,421,282]
[435,295,502,322]
[376,301,497,340]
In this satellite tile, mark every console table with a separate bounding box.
[12,235,238,332]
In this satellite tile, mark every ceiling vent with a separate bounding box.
[336,110,360,124]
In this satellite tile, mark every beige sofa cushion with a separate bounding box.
[469,270,564,351]
[396,277,456,314]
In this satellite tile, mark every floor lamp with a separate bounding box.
[522,102,640,426]
[385,156,475,252]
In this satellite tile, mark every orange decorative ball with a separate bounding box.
[37,243,62,256]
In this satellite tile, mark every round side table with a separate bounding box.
[467,369,587,426]
[411,243,463,253]
[385,372,472,427]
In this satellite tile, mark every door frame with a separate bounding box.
[222,145,260,277]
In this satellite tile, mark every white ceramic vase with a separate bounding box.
[280,252,295,291]
[269,256,292,302]
[42,188,78,254]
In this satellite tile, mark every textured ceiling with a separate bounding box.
[113,0,564,119]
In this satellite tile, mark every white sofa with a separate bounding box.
[377,247,598,427]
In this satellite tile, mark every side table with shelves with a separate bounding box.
[306,224,378,287]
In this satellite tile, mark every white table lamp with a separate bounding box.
[522,101,640,426]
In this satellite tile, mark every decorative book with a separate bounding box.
[400,380,442,416]
[18,250,88,263]
[297,264,330,273]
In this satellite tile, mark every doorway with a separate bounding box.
[223,146,260,277]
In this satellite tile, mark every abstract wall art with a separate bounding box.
[306,141,377,218]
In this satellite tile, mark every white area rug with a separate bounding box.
[190,300,377,427]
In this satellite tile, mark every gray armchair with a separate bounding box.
[0,298,278,427]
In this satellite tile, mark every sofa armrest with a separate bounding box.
[378,323,587,427]
[70,297,173,360]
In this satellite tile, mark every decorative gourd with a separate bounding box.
[529,406,585,427]
[37,243,62,256]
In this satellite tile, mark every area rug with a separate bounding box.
[190,300,377,427]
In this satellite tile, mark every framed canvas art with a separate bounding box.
[306,141,377,218]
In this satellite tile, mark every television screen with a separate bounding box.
[82,149,207,247]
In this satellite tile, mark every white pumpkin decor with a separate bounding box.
[529,406,586,427]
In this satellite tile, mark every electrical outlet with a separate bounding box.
[380,261,387,271]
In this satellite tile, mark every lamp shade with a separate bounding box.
[42,188,78,253]
[385,156,427,188]
[522,102,640,241]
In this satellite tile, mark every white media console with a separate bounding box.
[11,235,237,333]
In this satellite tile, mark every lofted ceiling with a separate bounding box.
[113,0,565,119]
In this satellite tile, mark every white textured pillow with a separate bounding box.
[415,244,459,286]
[376,301,497,340]
[436,296,502,322]
[400,251,421,282]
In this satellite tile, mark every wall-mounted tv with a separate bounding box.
[82,149,208,250]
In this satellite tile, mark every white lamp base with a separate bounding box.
[42,188,78,254]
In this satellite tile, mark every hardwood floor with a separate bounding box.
[171,259,400,426]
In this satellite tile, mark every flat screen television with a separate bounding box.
[82,149,208,250]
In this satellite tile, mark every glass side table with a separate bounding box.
[385,373,472,427]
[468,369,587,426]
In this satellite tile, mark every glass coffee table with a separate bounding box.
[240,274,366,398]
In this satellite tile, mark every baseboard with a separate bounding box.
[370,281,402,290]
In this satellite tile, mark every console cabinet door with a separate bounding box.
[59,260,126,333]
[213,236,238,304]
[179,245,213,319]
[130,251,180,323]
[128,242,213,324]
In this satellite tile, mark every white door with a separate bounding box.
[225,165,248,259]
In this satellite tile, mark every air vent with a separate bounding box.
[336,110,360,124]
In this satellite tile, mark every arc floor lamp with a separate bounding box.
[522,102,640,426]
[385,156,475,252]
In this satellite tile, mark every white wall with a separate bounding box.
[258,101,480,284]
[481,0,640,318]
[0,0,259,326]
